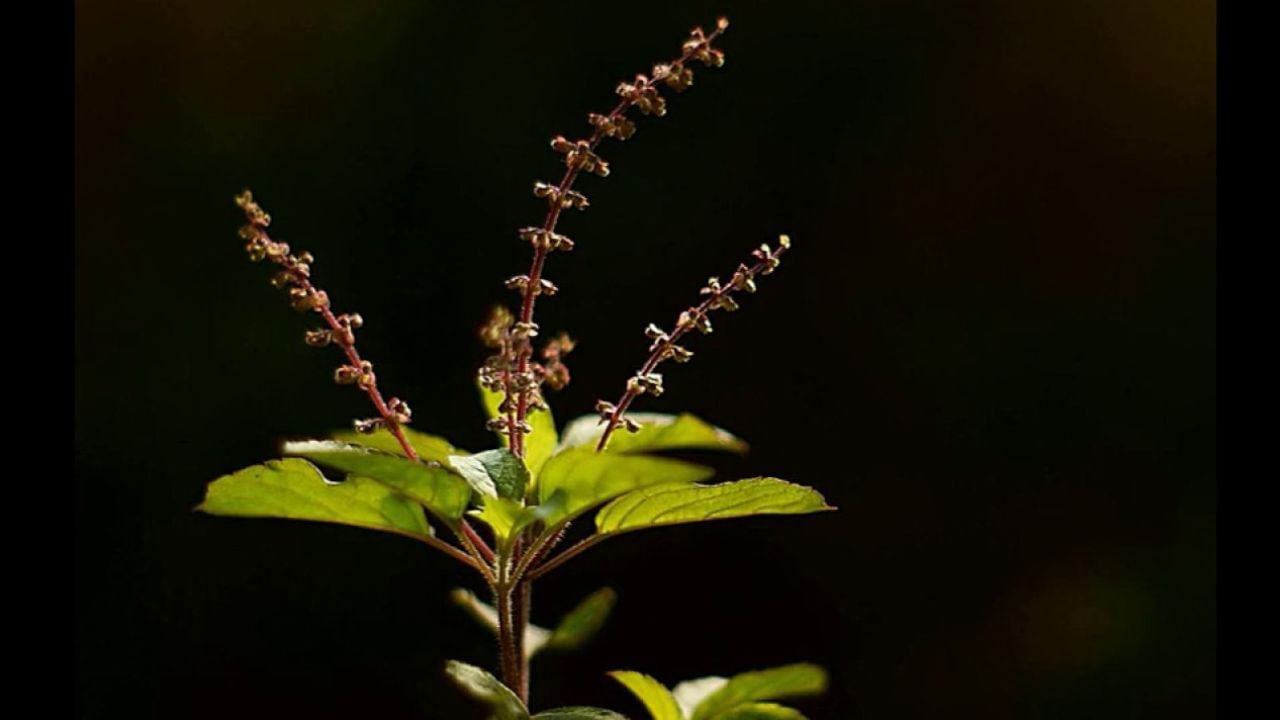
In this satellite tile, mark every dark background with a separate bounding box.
[75,0,1216,717]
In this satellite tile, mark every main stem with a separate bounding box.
[496,577,533,703]
[496,586,519,692]
[514,579,532,700]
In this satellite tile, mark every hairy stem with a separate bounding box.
[495,586,519,693]
[514,579,532,701]
[510,521,570,585]
[526,535,608,581]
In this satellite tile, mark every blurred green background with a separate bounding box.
[75,0,1215,717]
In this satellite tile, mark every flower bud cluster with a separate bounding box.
[541,333,576,391]
[236,191,329,317]
[616,79,667,117]
[595,400,643,433]
[551,136,610,177]
[682,20,728,68]
[477,307,571,437]
[533,182,589,210]
[587,113,636,141]
[505,275,559,297]
[518,227,575,252]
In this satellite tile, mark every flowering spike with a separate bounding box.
[487,18,732,458]
[232,191,435,481]
[595,233,789,452]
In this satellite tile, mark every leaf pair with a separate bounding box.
[452,586,617,659]
[446,660,626,720]
[610,664,827,720]
[445,661,828,720]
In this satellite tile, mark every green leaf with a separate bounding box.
[331,425,463,463]
[470,491,566,546]
[450,448,530,500]
[450,587,502,633]
[560,413,747,454]
[713,704,806,720]
[538,447,713,524]
[546,587,617,651]
[445,660,530,720]
[609,671,682,720]
[672,677,728,719]
[596,479,832,537]
[471,496,526,543]
[533,708,629,720]
[197,458,433,540]
[282,440,472,521]
[448,586,612,660]
[481,382,559,478]
[689,665,827,720]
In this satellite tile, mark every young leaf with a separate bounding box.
[198,458,433,540]
[450,448,530,500]
[672,677,728,719]
[711,704,807,720]
[608,671,683,720]
[450,586,612,658]
[595,479,832,537]
[445,660,531,720]
[689,665,827,720]
[538,447,713,523]
[282,440,472,521]
[451,587,502,633]
[559,413,747,455]
[481,382,559,477]
[545,588,617,652]
[331,425,463,463]
[532,708,629,720]
[471,496,526,544]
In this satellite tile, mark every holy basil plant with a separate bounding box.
[200,16,835,719]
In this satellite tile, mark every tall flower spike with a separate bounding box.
[233,190,423,450]
[235,190,499,569]
[486,18,731,459]
[594,235,791,451]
